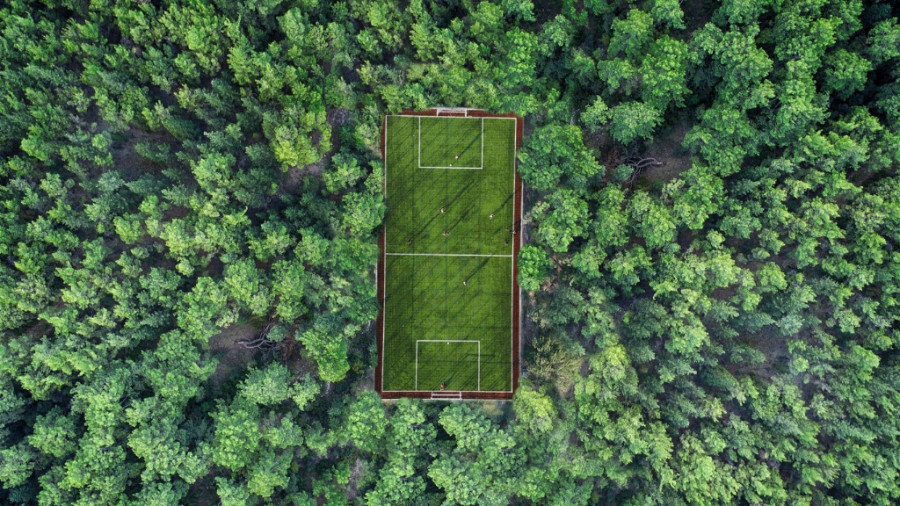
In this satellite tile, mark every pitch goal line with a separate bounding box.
[386,252,511,258]
[391,115,517,121]
[415,340,481,391]
[418,117,484,170]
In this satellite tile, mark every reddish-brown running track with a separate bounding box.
[375,108,524,400]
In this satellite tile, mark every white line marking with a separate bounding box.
[386,252,512,258]
[420,166,482,170]
[417,339,482,343]
[388,115,516,121]
[416,116,485,170]
[381,115,388,391]
[381,389,513,393]
[510,118,516,392]
[415,340,481,392]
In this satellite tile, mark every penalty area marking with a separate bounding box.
[418,116,485,170]
[415,340,481,391]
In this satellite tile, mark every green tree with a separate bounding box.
[866,18,900,65]
[429,404,522,505]
[609,9,654,60]
[580,96,611,134]
[215,477,251,506]
[344,391,387,452]
[641,36,689,110]
[518,245,553,292]
[246,450,292,498]
[27,407,77,458]
[238,364,294,406]
[210,399,260,472]
[609,101,662,144]
[513,382,556,434]
[323,153,366,194]
[296,315,351,383]
[822,49,871,99]
[532,190,589,253]
[517,124,603,193]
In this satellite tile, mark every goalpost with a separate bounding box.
[435,107,475,116]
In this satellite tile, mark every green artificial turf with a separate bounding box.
[382,115,516,392]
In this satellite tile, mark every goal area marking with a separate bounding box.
[415,339,481,391]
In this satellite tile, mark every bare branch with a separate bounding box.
[235,321,281,350]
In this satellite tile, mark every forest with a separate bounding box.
[0,0,899,504]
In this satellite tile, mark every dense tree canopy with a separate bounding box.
[1,0,899,504]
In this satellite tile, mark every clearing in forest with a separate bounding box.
[376,110,522,399]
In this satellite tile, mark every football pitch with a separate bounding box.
[379,113,519,396]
